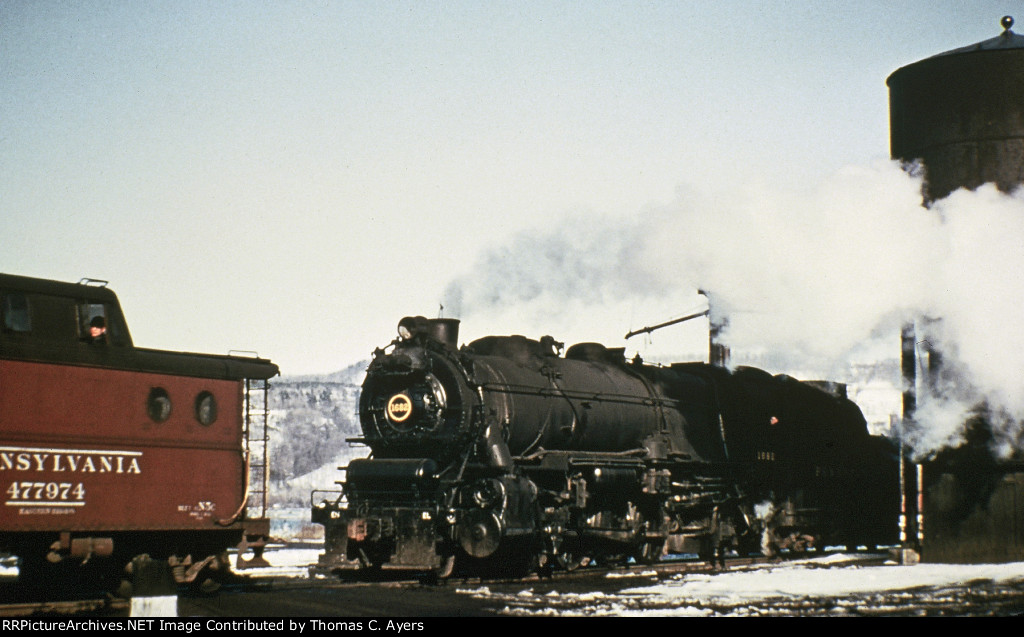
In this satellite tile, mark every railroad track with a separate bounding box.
[0,551,893,617]
[0,597,128,617]
[298,551,824,589]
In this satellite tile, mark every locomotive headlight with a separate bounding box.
[397,316,422,340]
[371,372,449,436]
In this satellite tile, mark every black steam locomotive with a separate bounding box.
[312,317,898,578]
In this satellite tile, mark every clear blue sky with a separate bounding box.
[2,2,1017,374]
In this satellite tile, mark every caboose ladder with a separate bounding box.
[238,377,272,568]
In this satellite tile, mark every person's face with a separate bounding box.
[90,325,105,338]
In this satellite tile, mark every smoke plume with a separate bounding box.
[443,161,1024,456]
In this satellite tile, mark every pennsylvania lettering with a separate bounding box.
[0,446,142,475]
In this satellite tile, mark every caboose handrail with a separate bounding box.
[217,450,251,526]
[77,277,109,287]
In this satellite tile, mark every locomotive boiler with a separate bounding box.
[313,316,898,578]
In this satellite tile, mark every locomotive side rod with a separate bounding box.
[625,310,709,340]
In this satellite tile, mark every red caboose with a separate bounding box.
[0,273,278,596]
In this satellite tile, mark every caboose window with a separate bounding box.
[77,302,126,345]
[78,303,106,338]
[195,391,218,426]
[147,387,172,423]
[2,293,30,332]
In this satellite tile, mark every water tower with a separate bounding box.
[888,17,1024,563]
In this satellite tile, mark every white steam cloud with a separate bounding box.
[443,161,1024,456]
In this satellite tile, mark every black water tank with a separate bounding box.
[888,16,1024,202]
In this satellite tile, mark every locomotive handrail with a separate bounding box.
[477,382,682,408]
[311,489,345,507]
[517,448,650,461]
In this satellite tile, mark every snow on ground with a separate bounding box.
[234,546,323,579]
[0,555,16,578]
[458,553,1024,616]
[5,548,1024,615]
[622,554,1024,600]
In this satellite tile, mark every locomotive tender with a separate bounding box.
[313,316,898,578]
[0,273,278,596]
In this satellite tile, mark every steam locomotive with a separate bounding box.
[312,316,899,578]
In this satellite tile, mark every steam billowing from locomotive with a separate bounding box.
[443,162,1024,458]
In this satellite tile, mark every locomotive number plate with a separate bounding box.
[386,394,413,422]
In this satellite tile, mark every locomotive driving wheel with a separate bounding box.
[457,510,503,558]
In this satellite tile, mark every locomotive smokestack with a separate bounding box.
[427,318,460,350]
[397,316,461,349]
